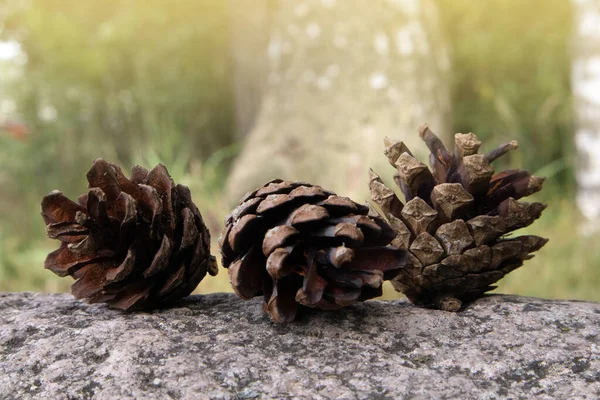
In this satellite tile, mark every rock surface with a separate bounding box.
[0,292,599,400]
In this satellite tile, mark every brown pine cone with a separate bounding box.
[41,159,217,310]
[219,180,408,323]
[369,125,548,311]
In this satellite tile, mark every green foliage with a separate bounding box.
[437,0,575,192]
[1,0,233,177]
[0,0,235,289]
[496,199,600,302]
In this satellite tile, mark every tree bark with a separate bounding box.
[230,0,271,138]
[227,0,451,202]
[572,0,600,233]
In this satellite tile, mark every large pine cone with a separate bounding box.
[369,125,548,311]
[219,180,407,323]
[41,159,217,310]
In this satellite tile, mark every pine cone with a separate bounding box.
[219,180,407,323]
[369,125,548,311]
[41,159,217,310]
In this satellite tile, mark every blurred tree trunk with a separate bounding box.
[572,0,600,233]
[227,0,451,201]
[230,0,271,138]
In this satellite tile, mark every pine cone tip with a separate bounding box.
[371,126,548,311]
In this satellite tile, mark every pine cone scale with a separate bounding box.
[156,263,186,297]
[44,245,82,277]
[228,214,265,253]
[264,277,302,323]
[296,261,327,305]
[288,204,329,225]
[228,246,266,299]
[71,262,113,299]
[45,222,88,242]
[85,160,122,202]
[316,195,364,216]
[266,246,291,273]
[179,208,200,251]
[143,235,172,278]
[228,197,262,223]
[108,281,151,311]
[136,184,163,229]
[315,246,354,268]
[105,248,135,282]
[262,226,299,256]
[41,191,86,225]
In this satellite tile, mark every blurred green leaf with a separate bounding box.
[437,0,575,192]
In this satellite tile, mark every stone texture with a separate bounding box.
[0,292,599,400]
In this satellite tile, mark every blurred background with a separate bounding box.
[0,0,598,300]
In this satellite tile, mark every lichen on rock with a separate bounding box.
[1,292,599,399]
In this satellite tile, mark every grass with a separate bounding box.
[492,198,600,301]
